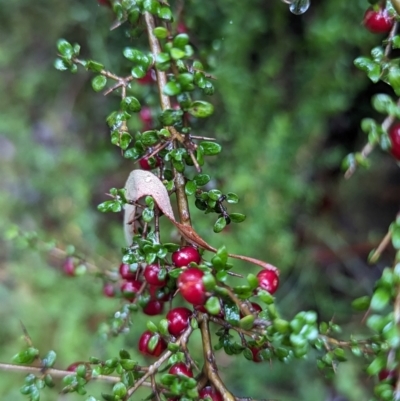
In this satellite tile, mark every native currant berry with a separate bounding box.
[199,386,223,401]
[121,280,142,300]
[389,123,400,160]
[143,300,164,316]
[169,362,193,377]
[363,7,394,34]
[166,307,192,336]
[139,155,161,170]
[119,263,136,280]
[177,267,207,305]
[256,269,279,294]
[144,264,167,286]
[138,331,166,357]
[63,257,75,276]
[172,246,201,267]
[103,282,115,298]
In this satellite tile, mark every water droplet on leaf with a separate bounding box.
[289,0,310,15]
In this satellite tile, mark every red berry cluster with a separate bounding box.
[389,124,400,160]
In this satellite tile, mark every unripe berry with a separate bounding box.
[172,246,201,267]
[177,268,207,305]
[256,269,279,294]
[166,307,192,336]
[363,7,394,34]
[138,331,166,357]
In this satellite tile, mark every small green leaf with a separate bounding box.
[121,97,141,113]
[54,58,69,71]
[205,297,221,315]
[213,217,227,233]
[141,130,159,146]
[239,315,255,330]
[185,180,197,196]
[85,60,104,73]
[193,174,210,186]
[163,81,181,96]
[154,27,168,39]
[42,350,57,368]
[351,296,371,311]
[131,66,147,79]
[366,354,387,375]
[226,192,239,204]
[92,75,107,92]
[13,347,39,364]
[188,101,214,118]
[354,57,381,83]
[370,288,391,311]
[57,39,74,58]
[200,141,221,156]
[147,335,159,352]
[123,48,144,63]
[229,213,246,223]
[157,6,172,20]
[170,48,186,60]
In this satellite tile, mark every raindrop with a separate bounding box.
[289,0,310,15]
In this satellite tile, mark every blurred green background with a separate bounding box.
[1,0,399,400]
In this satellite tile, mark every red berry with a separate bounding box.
[166,307,192,336]
[139,155,161,170]
[389,123,400,160]
[169,362,193,377]
[139,106,152,130]
[138,330,166,357]
[363,7,394,34]
[66,361,86,372]
[103,282,116,298]
[177,22,188,34]
[121,280,142,300]
[256,269,279,295]
[172,246,201,267]
[119,263,136,280]
[199,386,223,401]
[177,268,207,305]
[63,257,75,276]
[143,300,164,316]
[149,285,172,302]
[379,368,396,382]
[249,347,262,363]
[97,0,111,7]
[138,69,156,85]
[144,264,167,286]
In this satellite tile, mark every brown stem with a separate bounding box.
[198,313,236,401]
[144,11,192,228]
[369,229,392,264]
[0,363,152,387]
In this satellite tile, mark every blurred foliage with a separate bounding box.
[1,0,399,400]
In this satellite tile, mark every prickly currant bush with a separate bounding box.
[9,1,400,401]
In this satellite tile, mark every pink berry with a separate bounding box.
[199,386,223,401]
[63,257,75,276]
[103,282,115,298]
[256,270,279,294]
[119,263,136,280]
[139,155,161,170]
